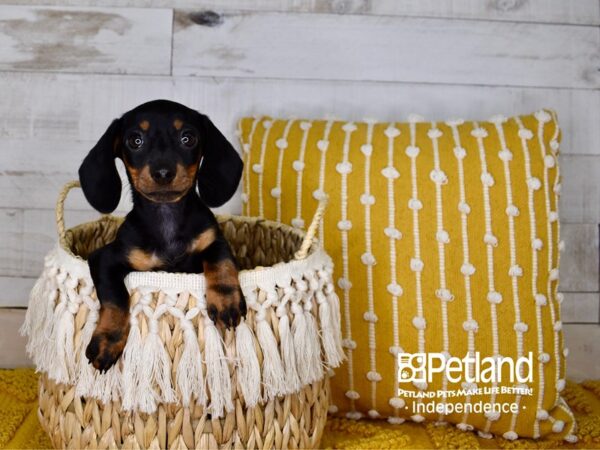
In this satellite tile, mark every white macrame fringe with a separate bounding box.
[278,312,301,394]
[177,322,207,407]
[203,318,234,417]
[20,273,47,338]
[291,275,325,385]
[145,324,177,404]
[93,365,122,405]
[23,245,344,415]
[328,290,345,361]
[40,280,60,370]
[121,320,145,411]
[317,288,345,367]
[235,321,261,407]
[291,302,311,385]
[256,312,286,400]
[321,269,345,366]
[28,265,60,375]
[48,298,71,383]
[304,308,325,384]
[75,307,98,397]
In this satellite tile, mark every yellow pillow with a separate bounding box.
[238,111,576,442]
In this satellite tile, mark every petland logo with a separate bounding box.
[397,352,533,384]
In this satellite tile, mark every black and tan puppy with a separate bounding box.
[79,99,246,372]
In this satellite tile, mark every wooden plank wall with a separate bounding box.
[0,0,598,377]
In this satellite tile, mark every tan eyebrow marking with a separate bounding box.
[173,119,184,130]
[139,120,150,131]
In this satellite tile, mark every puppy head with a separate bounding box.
[78,99,243,213]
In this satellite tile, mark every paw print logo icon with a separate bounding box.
[397,353,427,383]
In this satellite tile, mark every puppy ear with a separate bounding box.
[196,114,243,208]
[78,119,122,214]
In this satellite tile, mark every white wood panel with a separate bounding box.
[0,277,36,308]
[0,140,136,213]
[560,224,599,292]
[21,208,109,280]
[0,209,22,277]
[561,293,599,324]
[0,72,597,154]
[564,324,600,380]
[316,0,600,24]
[0,309,31,368]
[0,5,172,74]
[0,1,596,25]
[172,11,600,89]
[560,156,600,224]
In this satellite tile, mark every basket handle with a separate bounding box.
[56,180,82,247]
[294,198,328,260]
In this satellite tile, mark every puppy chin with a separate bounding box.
[141,189,186,203]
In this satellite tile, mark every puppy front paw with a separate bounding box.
[204,259,247,328]
[206,285,247,329]
[86,304,130,372]
[86,330,129,372]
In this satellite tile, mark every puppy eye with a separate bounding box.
[180,130,197,148]
[126,133,144,150]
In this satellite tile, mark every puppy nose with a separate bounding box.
[151,168,175,184]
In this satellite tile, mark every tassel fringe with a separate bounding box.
[121,320,144,411]
[75,306,98,397]
[317,290,345,367]
[256,313,286,400]
[145,326,177,405]
[235,321,261,407]
[48,298,71,383]
[278,313,301,394]
[292,302,316,385]
[304,309,325,384]
[177,323,207,407]
[203,318,233,417]
[20,274,47,338]
[22,246,343,415]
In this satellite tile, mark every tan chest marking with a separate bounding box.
[128,248,163,271]
[189,228,217,253]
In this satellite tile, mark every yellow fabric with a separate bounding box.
[1,369,599,449]
[0,369,52,450]
[239,111,574,440]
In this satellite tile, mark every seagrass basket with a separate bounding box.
[22,181,344,449]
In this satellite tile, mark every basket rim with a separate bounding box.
[55,213,332,291]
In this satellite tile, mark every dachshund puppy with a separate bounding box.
[79,99,246,372]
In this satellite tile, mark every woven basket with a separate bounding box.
[22,181,344,449]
